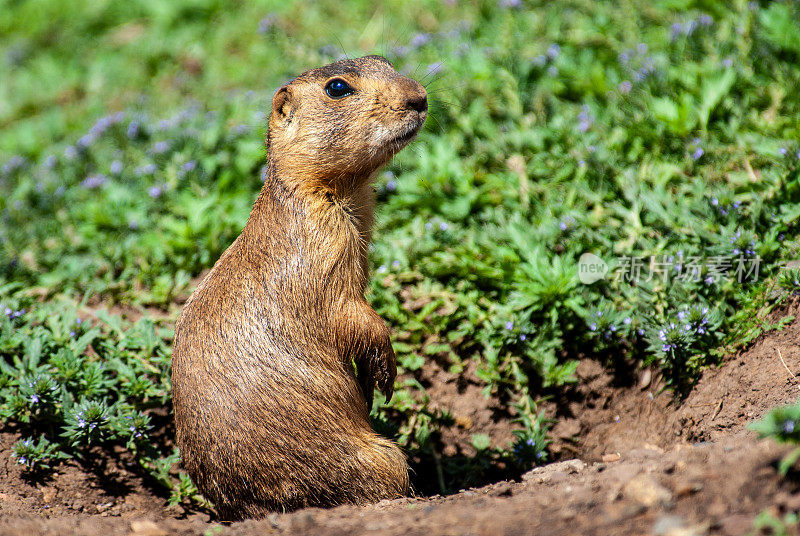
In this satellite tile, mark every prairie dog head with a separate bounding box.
[267,55,427,184]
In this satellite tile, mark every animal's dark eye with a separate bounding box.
[325,79,354,99]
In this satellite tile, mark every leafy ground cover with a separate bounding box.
[1,0,799,510]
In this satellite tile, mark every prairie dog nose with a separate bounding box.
[406,94,428,114]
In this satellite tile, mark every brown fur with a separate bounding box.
[171,56,427,520]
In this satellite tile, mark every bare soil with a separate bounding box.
[2,300,800,535]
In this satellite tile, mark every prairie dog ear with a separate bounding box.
[271,85,294,124]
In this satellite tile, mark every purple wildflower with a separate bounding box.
[81,174,108,190]
[426,63,443,77]
[127,121,140,139]
[151,141,169,154]
[578,106,593,132]
[258,14,277,34]
[410,33,432,48]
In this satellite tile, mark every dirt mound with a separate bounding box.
[2,302,800,535]
[547,299,800,461]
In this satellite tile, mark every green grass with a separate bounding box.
[1,0,799,504]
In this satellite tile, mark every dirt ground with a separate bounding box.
[2,300,800,535]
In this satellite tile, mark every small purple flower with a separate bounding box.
[425,63,443,77]
[547,66,558,77]
[136,164,157,176]
[77,134,96,148]
[65,146,78,159]
[618,50,631,64]
[698,14,713,27]
[30,394,39,404]
[624,317,632,325]
[148,185,163,199]
[43,155,57,169]
[127,121,140,139]
[498,0,521,7]
[670,22,684,39]
[559,221,568,231]
[619,80,632,94]
[533,55,547,67]
[577,106,593,132]
[589,323,597,331]
[721,57,733,68]
[151,141,169,154]
[410,33,432,48]
[386,180,397,192]
[779,147,788,157]
[129,219,139,230]
[392,45,410,58]
[81,174,108,190]
[505,321,514,330]
[392,260,400,269]
[784,419,796,434]
[519,334,526,341]
[546,44,560,59]
[110,160,123,174]
[692,147,704,160]
[377,265,387,273]
[636,43,647,55]
[439,222,448,231]
[258,14,277,34]
[182,160,196,172]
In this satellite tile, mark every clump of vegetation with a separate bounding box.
[1,0,799,499]
[750,402,800,475]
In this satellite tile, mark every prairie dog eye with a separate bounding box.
[325,78,354,99]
